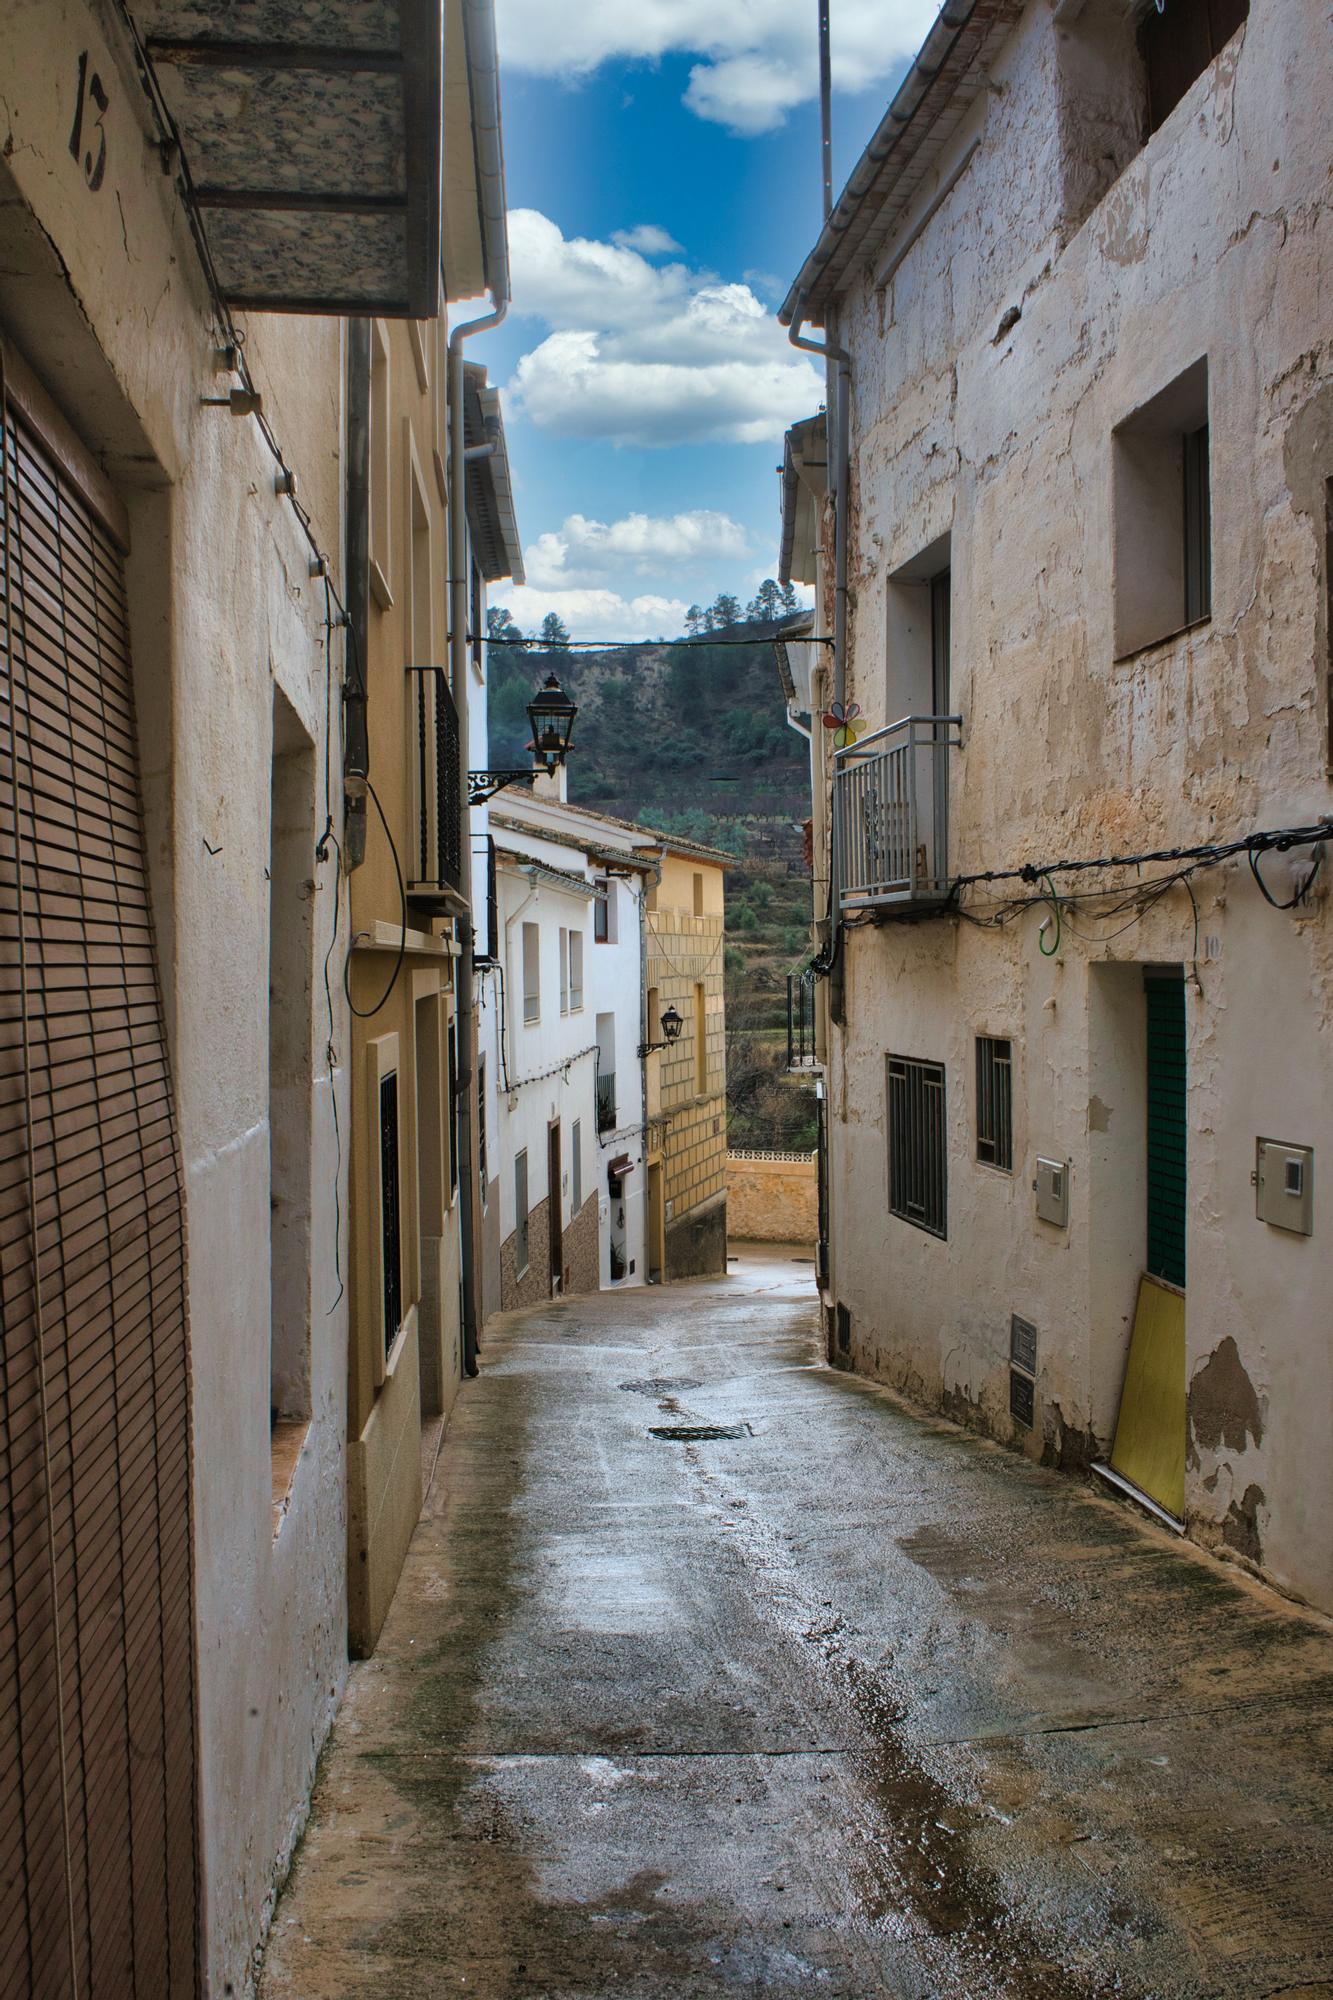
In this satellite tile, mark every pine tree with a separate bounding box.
[486,605,525,647]
[710,592,742,629]
[684,604,704,637]
[538,611,571,651]
[747,578,783,623]
[779,579,798,612]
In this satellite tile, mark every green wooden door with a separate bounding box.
[1145,973,1187,1289]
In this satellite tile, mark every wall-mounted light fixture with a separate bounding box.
[469,671,580,805]
[639,1003,684,1058]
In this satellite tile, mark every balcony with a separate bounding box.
[833,715,961,912]
[596,1072,617,1135]
[787,968,819,1072]
[406,668,463,910]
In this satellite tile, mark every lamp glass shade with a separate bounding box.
[659,1003,684,1044]
[527,674,578,769]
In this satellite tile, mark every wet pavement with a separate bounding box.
[261,1248,1333,1999]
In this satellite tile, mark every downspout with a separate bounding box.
[788,299,849,714]
[451,0,510,1377]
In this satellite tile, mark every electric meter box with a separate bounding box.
[1034,1156,1069,1228]
[1255,1139,1313,1235]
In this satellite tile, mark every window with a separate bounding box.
[692,871,704,917]
[470,557,483,677]
[1138,0,1248,138]
[408,452,433,663]
[559,927,569,1014]
[646,985,660,1045]
[269,690,315,1428]
[415,995,444,1253]
[477,1054,488,1202]
[694,981,707,1096]
[976,1036,1013,1172]
[568,929,583,1012]
[571,1119,582,1213]
[514,1149,529,1274]
[887,1054,947,1238]
[522,921,540,1023]
[380,1071,403,1351]
[369,322,392,606]
[1112,359,1211,657]
[446,1015,459,1204]
[594,879,610,942]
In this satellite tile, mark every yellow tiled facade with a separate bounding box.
[645,849,728,1277]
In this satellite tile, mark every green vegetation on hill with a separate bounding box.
[487,588,819,1151]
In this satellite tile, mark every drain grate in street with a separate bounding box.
[618,1377,702,1395]
[648,1423,751,1442]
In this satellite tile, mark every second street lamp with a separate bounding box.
[639,1002,684,1058]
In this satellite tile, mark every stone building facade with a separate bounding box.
[645,845,731,1279]
[780,0,1333,1613]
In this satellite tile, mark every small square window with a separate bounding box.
[1113,359,1211,657]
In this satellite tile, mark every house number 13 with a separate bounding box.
[69,51,109,192]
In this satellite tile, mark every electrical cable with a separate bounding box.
[344,779,408,1019]
[481,633,830,651]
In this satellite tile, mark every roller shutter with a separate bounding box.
[0,352,199,1996]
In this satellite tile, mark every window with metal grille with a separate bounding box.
[515,1148,529,1273]
[559,926,569,1013]
[976,1036,1013,1171]
[887,1054,947,1238]
[380,1071,402,1353]
[594,879,609,942]
[1183,422,1211,626]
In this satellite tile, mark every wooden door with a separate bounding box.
[547,1120,562,1294]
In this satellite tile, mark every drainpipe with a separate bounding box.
[788,300,850,715]
[451,0,510,1376]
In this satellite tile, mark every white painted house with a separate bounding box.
[477,773,659,1311]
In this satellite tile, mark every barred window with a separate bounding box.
[887,1054,947,1238]
[380,1071,402,1352]
[976,1036,1013,1172]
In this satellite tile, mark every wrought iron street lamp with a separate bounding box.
[639,1003,684,1058]
[527,673,578,774]
[468,671,580,806]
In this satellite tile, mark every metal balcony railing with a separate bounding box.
[406,667,463,905]
[596,1071,617,1134]
[787,968,819,1071]
[833,714,962,911]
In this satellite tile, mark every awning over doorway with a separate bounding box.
[135,0,444,315]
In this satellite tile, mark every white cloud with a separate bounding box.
[611,223,682,256]
[506,211,822,446]
[525,509,749,589]
[494,0,940,134]
[491,585,691,645]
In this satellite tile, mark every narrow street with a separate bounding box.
[261,1250,1333,2000]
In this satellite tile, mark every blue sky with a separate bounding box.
[469,2,934,640]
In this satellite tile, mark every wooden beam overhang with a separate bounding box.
[135,0,444,317]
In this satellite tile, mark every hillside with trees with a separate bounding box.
[487,586,819,1150]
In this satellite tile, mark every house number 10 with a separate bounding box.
[69,51,109,192]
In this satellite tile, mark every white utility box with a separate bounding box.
[1255,1139,1313,1235]
[1034,1156,1069,1228]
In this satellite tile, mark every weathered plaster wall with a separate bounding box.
[728,1151,818,1245]
[0,4,353,1987]
[822,1,1333,1610]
